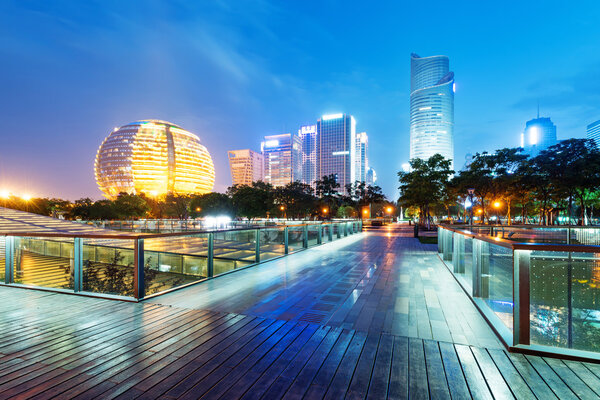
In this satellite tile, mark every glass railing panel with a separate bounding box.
[571,228,600,245]
[143,234,209,295]
[13,237,74,290]
[529,249,568,348]
[82,238,135,297]
[494,227,567,243]
[259,228,285,262]
[530,250,600,352]
[287,226,305,252]
[0,236,4,282]
[321,224,332,242]
[213,229,255,275]
[480,241,513,332]
[307,225,319,247]
[452,233,473,293]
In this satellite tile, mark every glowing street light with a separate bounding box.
[322,207,328,214]
[280,205,285,211]
[386,207,393,214]
[494,201,501,208]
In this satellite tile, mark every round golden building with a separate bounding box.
[95,120,215,199]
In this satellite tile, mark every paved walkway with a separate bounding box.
[3,225,600,398]
[150,225,501,349]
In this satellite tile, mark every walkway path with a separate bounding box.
[2,225,600,398]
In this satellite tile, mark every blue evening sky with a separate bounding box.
[1,1,600,200]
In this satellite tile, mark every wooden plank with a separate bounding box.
[345,332,380,399]
[507,354,558,400]
[408,337,428,400]
[387,333,408,400]
[321,331,367,400]
[524,355,578,400]
[423,339,451,399]
[365,333,393,400]
[487,349,535,399]
[455,344,493,400]
[470,347,515,399]
[543,357,599,399]
[438,341,471,400]
[564,360,600,397]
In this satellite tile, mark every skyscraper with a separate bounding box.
[587,120,600,147]
[299,124,318,189]
[366,167,377,186]
[355,132,368,183]
[227,149,264,186]
[409,53,455,170]
[262,133,302,187]
[521,116,557,156]
[317,114,356,194]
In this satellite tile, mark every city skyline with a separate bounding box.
[2,2,600,200]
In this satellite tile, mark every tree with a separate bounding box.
[190,192,234,217]
[227,181,275,219]
[164,193,193,220]
[398,154,453,229]
[274,182,316,219]
[113,193,150,219]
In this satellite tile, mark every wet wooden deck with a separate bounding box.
[2,225,600,399]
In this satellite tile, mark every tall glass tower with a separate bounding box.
[409,53,455,170]
[317,114,356,194]
[299,124,318,189]
[261,133,302,187]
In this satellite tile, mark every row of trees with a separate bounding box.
[4,175,391,220]
[398,138,600,226]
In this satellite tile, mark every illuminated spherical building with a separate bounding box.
[95,120,215,198]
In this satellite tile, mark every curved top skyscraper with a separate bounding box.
[409,53,455,170]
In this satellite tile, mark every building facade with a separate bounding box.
[409,53,455,170]
[95,120,214,199]
[587,120,600,147]
[262,133,302,187]
[366,167,377,186]
[299,124,318,189]
[521,117,557,156]
[227,149,264,186]
[355,132,368,183]
[317,114,356,194]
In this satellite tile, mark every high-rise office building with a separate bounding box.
[227,149,264,186]
[355,132,368,183]
[261,133,302,187]
[317,114,356,194]
[299,124,318,189]
[366,167,377,186]
[409,53,455,170]
[587,120,600,147]
[521,116,557,156]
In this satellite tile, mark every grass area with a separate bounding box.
[418,235,438,244]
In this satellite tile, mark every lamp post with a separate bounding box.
[494,201,501,225]
[467,188,475,226]
[280,205,286,220]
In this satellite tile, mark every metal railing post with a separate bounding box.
[328,223,333,241]
[317,226,322,244]
[73,237,82,292]
[134,238,145,300]
[513,249,531,346]
[207,233,214,277]
[472,239,480,297]
[255,229,260,263]
[337,223,341,239]
[5,236,14,284]
[284,227,289,254]
[303,225,308,248]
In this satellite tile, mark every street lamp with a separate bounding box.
[467,188,475,225]
[493,201,501,224]
[280,205,287,219]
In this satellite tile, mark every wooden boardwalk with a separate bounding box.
[2,225,600,399]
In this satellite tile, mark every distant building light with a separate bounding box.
[264,140,279,148]
[418,107,432,111]
[300,125,317,134]
[322,113,343,121]
[453,82,456,92]
[529,127,538,145]
[332,151,349,156]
